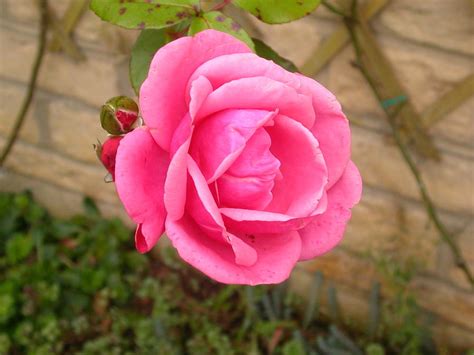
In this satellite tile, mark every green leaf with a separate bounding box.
[253,38,298,72]
[282,338,306,355]
[233,0,320,24]
[90,0,199,30]
[188,12,255,51]
[0,293,16,324]
[0,333,11,355]
[6,234,34,264]
[130,29,169,94]
[365,343,386,355]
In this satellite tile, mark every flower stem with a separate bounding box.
[321,0,349,18]
[0,0,48,167]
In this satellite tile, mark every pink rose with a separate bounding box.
[114,30,362,285]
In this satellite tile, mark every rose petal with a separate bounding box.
[115,128,168,253]
[166,214,302,285]
[140,30,251,151]
[187,52,349,188]
[186,155,257,266]
[220,208,317,234]
[299,76,351,189]
[298,160,362,260]
[169,114,192,157]
[187,155,225,227]
[195,76,315,128]
[217,128,280,210]
[189,109,276,182]
[187,53,305,108]
[164,133,192,221]
[189,75,213,120]
[227,232,258,267]
[135,224,155,254]
[265,115,328,216]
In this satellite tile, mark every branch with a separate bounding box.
[343,1,474,287]
[0,0,49,167]
[321,0,348,18]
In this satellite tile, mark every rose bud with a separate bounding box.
[100,96,139,135]
[94,136,123,181]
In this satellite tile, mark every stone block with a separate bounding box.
[74,10,138,54]
[436,222,474,290]
[0,80,41,144]
[352,126,474,215]
[0,136,118,205]
[342,186,446,271]
[376,0,474,56]
[47,98,107,164]
[0,26,125,108]
[0,169,131,224]
[326,44,472,144]
[430,97,474,150]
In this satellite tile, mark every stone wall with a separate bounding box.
[0,0,473,349]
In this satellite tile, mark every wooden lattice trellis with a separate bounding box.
[46,0,88,61]
[43,0,474,156]
[300,0,474,285]
[300,0,474,160]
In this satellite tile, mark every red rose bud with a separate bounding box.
[94,136,123,181]
[100,96,139,135]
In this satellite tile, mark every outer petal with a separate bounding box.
[166,214,302,285]
[164,135,191,221]
[195,76,315,128]
[115,128,169,253]
[189,75,213,120]
[165,114,194,222]
[186,53,305,105]
[140,30,251,151]
[299,76,351,189]
[298,161,362,260]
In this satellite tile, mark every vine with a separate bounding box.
[322,0,474,287]
[0,0,49,167]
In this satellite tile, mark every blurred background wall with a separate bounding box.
[0,0,473,348]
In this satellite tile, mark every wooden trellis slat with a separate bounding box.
[44,0,86,61]
[301,0,389,77]
[49,0,89,53]
[300,0,441,159]
[352,15,440,159]
[421,73,474,129]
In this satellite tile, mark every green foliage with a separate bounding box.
[0,191,442,354]
[189,11,255,50]
[90,0,315,93]
[253,38,298,72]
[371,255,437,355]
[366,343,386,355]
[233,0,321,24]
[90,0,199,30]
[130,28,169,94]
